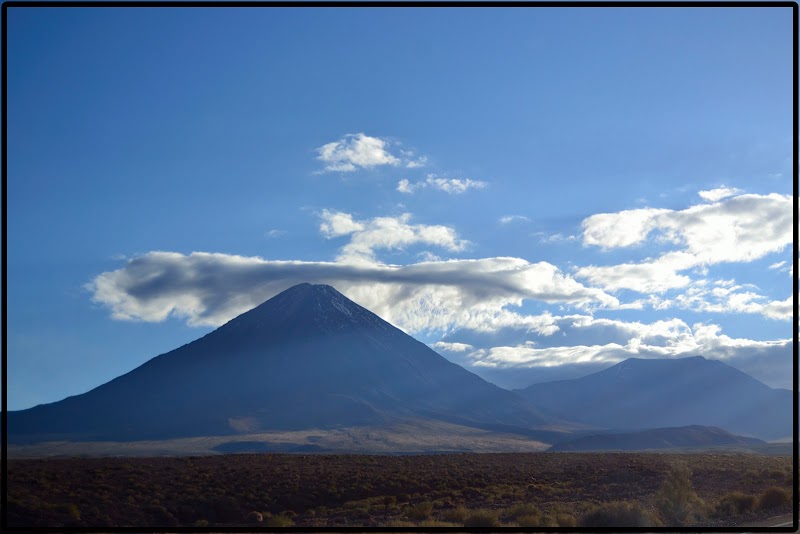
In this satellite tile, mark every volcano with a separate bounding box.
[9,283,555,444]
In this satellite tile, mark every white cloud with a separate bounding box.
[769,261,786,270]
[397,174,487,195]
[575,252,695,293]
[578,193,792,293]
[319,209,366,238]
[582,193,790,263]
[396,179,415,194]
[432,341,474,352]
[329,212,470,262]
[316,133,400,173]
[698,186,742,202]
[499,215,531,224]
[582,208,670,249]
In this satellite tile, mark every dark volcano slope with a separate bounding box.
[10,284,552,443]
[516,356,791,440]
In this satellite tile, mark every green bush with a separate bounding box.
[579,501,656,527]
[655,463,705,526]
[758,487,791,510]
[193,519,209,527]
[714,492,756,517]
[463,509,500,527]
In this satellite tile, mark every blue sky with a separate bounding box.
[7,6,794,410]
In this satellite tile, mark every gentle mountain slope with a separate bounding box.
[7,419,552,458]
[548,425,767,452]
[515,356,791,440]
[9,283,554,444]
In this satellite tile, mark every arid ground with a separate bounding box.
[6,452,794,528]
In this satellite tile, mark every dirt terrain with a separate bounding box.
[6,451,794,528]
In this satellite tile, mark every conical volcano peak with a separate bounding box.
[227,282,390,337]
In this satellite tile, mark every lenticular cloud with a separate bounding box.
[87,252,618,330]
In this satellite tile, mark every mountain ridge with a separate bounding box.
[515,355,791,440]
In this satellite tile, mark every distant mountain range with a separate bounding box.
[548,425,767,452]
[8,284,559,444]
[8,283,791,452]
[515,356,791,440]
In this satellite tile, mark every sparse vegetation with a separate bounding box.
[439,505,468,523]
[579,500,657,527]
[714,491,756,517]
[463,508,500,527]
[263,513,294,527]
[758,486,791,510]
[405,501,433,520]
[655,463,706,526]
[6,452,791,527]
[245,511,263,523]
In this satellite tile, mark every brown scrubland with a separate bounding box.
[6,451,793,528]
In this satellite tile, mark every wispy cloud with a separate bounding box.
[396,179,415,194]
[264,229,286,238]
[400,150,428,169]
[534,232,578,244]
[499,215,531,224]
[432,341,474,352]
[698,186,742,202]
[397,174,487,195]
[465,315,790,373]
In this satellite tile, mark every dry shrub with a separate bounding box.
[406,501,433,521]
[246,511,263,523]
[505,502,541,521]
[579,501,657,527]
[263,513,294,527]
[418,519,459,527]
[655,463,705,526]
[463,509,500,527]
[758,487,791,510]
[440,505,468,523]
[555,512,577,527]
[385,520,415,527]
[515,514,541,527]
[714,492,756,517]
